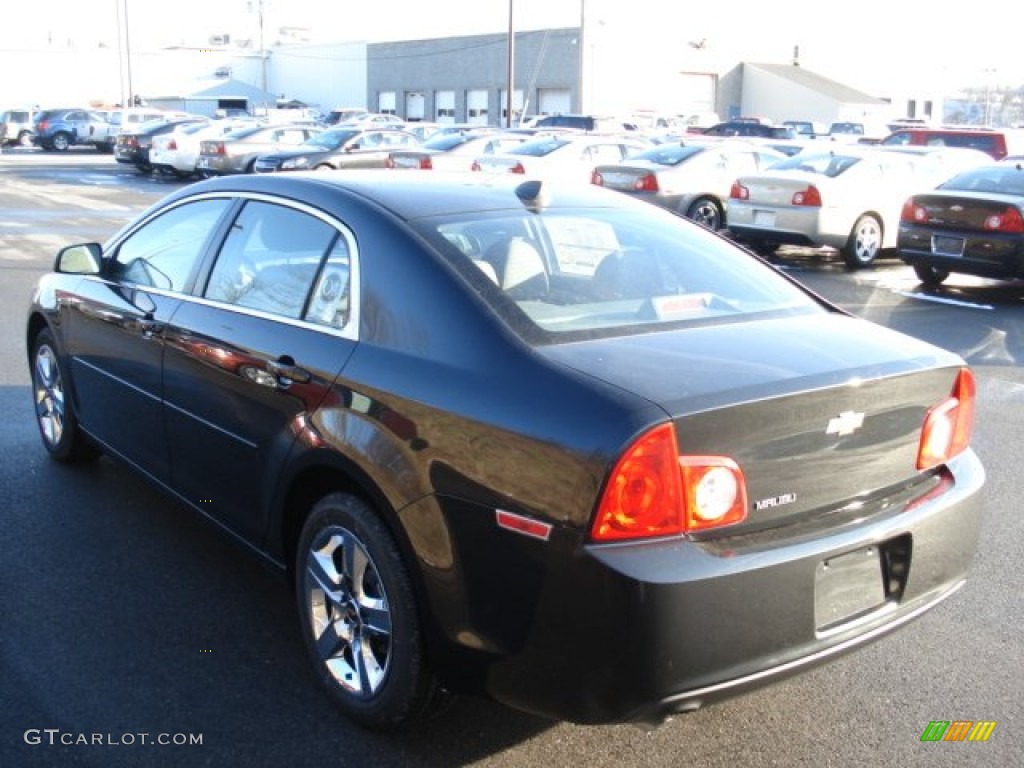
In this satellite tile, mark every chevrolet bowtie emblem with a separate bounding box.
[826,411,865,436]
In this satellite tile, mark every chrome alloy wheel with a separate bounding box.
[33,343,66,448]
[304,526,393,697]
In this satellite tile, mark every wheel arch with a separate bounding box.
[276,451,408,588]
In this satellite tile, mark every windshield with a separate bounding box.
[414,203,824,342]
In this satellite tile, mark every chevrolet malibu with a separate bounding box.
[727,146,990,267]
[26,172,984,730]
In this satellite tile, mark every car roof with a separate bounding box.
[170,170,630,222]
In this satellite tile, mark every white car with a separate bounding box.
[149,119,255,179]
[726,145,992,267]
[470,133,651,184]
[386,130,530,172]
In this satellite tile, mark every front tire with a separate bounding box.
[31,329,99,462]
[842,214,883,268]
[913,263,950,287]
[295,493,442,730]
[685,196,723,230]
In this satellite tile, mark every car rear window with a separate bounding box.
[940,166,1024,195]
[510,137,571,157]
[627,144,707,166]
[417,204,824,342]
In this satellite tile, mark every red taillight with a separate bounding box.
[509,162,526,174]
[917,368,976,470]
[591,170,604,186]
[166,139,177,151]
[633,173,659,192]
[792,185,822,206]
[201,141,225,156]
[729,182,749,200]
[38,120,50,131]
[982,206,1024,233]
[591,423,748,542]
[419,156,432,170]
[901,198,927,223]
[470,160,482,171]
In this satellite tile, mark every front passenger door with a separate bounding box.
[63,198,233,479]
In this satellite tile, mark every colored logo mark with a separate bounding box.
[920,720,997,742]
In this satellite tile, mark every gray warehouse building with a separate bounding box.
[366,28,580,126]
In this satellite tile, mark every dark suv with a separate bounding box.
[702,122,796,139]
[531,114,630,132]
[32,109,116,152]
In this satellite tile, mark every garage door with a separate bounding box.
[378,91,397,115]
[676,73,716,115]
[406,92,425,122]
[499,89,524,127]
[537,89,571,117]
[435,90,455,124]
[466,89,488,126]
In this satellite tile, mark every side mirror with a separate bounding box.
[55,243,102,274]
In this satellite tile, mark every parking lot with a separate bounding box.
[1,148,1022,768]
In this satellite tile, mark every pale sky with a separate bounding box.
[2,0,1021,95]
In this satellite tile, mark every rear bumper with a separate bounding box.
[898,226,1024,279]
[728,205,855,249]
[430,449,985,724]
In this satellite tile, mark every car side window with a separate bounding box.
[305,238,352,330]
[111,199,232,292]
[276,129,309,145]
[204,201,337,320]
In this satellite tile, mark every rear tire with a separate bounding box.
[295,493,444,730]
[842,214,883,268]
[685,197,723,230]
[31,329,100,462]
[913,263,950,287]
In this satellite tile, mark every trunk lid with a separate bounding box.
[737,171,823,205]
[910,191,1022,231]
[541,313,965,534]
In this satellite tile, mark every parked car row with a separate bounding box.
[35,108,1019,288]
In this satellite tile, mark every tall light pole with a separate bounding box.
[506,0,515,127]
[124,0,134,105]
[577,0,585,114]
[115,0,126,106]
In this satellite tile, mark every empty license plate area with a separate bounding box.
[931,235,965,257]
[753,210,776,227]
[814,545,886,632]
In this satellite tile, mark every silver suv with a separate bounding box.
[1,108,37,147]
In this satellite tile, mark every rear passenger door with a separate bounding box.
[163,198,358,541]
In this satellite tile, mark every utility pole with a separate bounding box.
[577,0,585,114]
[506,0,515,128]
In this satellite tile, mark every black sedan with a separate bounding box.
[114,117,207,174]
[26,171,984,730]
[253,127,420,173]
[898,162,1024,286]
